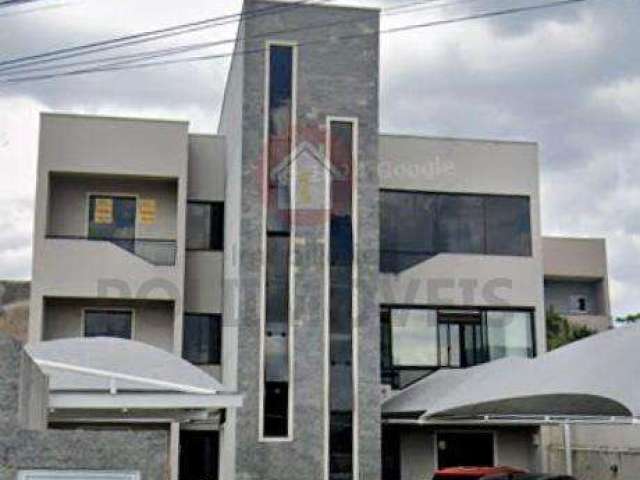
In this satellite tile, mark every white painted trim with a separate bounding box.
[48,392,242,409]
[33,359,218,395]
[18,472,140,480]
[258,39,298,443]
[81,307,135,341]
[324,116,360,480]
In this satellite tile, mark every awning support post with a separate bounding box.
[563,422,573,476]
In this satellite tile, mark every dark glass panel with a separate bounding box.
[264,381,289,437]
[186,202,224,250]
[329,121,355,480]
[183,313,221,365]
[485,196,532,256]
[84,310,132,339]
[436,194,485,254]
[179,431,219,480]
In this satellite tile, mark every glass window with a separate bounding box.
[436,194,485,254]
[485,196,531,256]
[186,202,224,250]
[88,195,136,251]
[391,309,438,366]
[84,309,132,339]
[379,191,532,272]
[261,43,294,440]
[183,313,221,365]
[486,310,534,360]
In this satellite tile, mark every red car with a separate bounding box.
[433,466,528,480]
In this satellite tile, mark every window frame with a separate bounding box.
[82,307,135,340]
[380,305,536,389]
[85,193,139,241]
[379,189,533,262]
[186,200,224,251]
[182,312,222,365]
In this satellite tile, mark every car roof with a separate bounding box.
[435,466,527,477]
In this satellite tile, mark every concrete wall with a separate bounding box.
[379,135,546,354]
[219,1,381,478]
[217,14,245,480]
[397,426,538,480]
[31,114,188,353]
[546,424,640,480]
[42,297,175,352]
[0,333,170,480]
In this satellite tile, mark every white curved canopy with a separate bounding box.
[27,337,226,394]
[25,337,241,418]
[384,325,640,422]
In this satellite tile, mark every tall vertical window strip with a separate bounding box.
[262,44,294,439]
[329,120,356,480]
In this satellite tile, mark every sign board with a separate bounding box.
[139,199,157,225]
[94,198,113,224]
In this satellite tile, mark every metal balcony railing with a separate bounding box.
[46,235,177,266]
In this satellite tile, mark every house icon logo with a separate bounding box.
[269,140,346,226]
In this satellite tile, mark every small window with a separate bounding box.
[84,309,133,339]
[183,313,222,365]
[186,202,224,251]
[570,295,589,314]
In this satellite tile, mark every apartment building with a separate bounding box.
[21,1,614,480]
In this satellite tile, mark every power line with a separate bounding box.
[0,0,494,77]
[0,0,332,70]
[0,0,453,77]
[2,0,587,84]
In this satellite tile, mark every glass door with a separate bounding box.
[438,312,485,368]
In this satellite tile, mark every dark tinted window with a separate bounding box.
[329,120,355,480]
[436,194,485,254]
[186,202,224,250]
[84,309,132,339]
[262,43,294,439]
[380,191,531,272]
[485,196,531,256]
[183,313,221,365]
[88,195,136,252]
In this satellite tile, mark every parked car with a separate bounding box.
[433,466,528,479]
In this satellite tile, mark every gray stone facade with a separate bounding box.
[219,1,381,478]
[0,333,169,480]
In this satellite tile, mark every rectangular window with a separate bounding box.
[183,313,222,365]
[381,307,534,388]
[485,310,534,360]
[186,201,224,251]
[390,309,438,367]
[261,42,295,440]
[88,195,136,251]
[436,194,485,254]
[379,191,532,272]
[84,309,132,339]
[485,196,532,256]
[328,119,356,480]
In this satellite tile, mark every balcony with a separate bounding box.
[46,235,177,266]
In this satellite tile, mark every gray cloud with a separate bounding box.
[0,0,638,315]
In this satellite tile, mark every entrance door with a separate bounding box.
[179,431,219,480]
[437,432,494,469]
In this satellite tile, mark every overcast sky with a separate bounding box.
[0,0,637,316]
